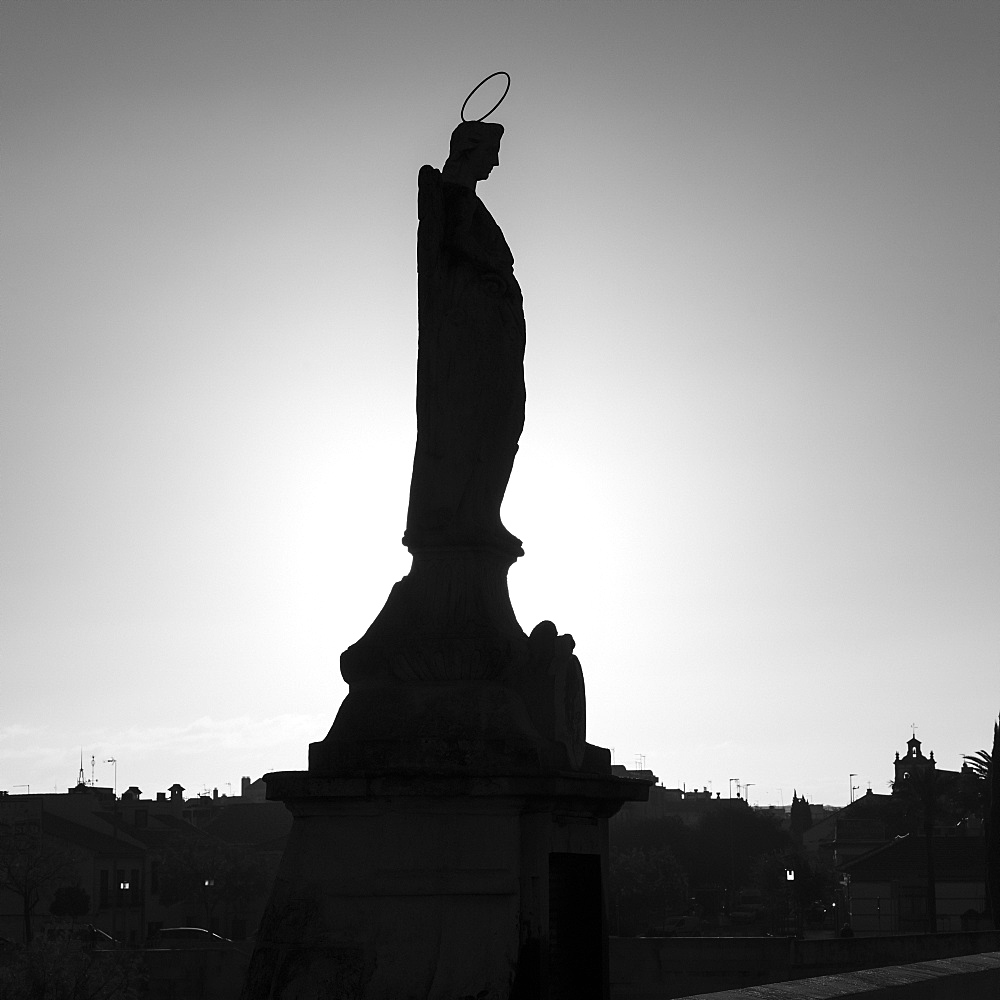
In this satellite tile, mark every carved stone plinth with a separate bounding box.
[312,546,591,775]
[241,768,649,1000]
[242,546,650,998]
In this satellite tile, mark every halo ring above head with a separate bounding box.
[460,71,511,123]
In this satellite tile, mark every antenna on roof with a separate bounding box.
[77,748,86,787]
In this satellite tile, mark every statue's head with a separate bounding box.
[443,121,503,185]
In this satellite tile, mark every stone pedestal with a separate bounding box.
[242,544,650,998]
[242,767,648,1000]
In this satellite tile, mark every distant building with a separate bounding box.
[802,789,907,867]
[799,731,987,933]
[842,835,986,933]
[609,767,742,828]
[892,734,964,790]
[803,731,980,869]
[0,773,290,945]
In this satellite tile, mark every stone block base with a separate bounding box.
[241,768,648,1000]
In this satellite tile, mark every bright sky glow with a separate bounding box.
[3,2,997,806]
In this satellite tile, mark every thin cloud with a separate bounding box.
[80,714,328,757]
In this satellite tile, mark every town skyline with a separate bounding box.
[4,3,997,809]
[2,724,975,813]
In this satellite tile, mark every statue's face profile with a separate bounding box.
[443,122,504,189]
[465,138,500,182]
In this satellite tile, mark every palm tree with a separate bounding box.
[991,720,1000,924]
[964,718,998,923]
[962,749,993,782]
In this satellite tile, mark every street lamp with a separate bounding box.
[727,779,739,917]
[105,758,119,945]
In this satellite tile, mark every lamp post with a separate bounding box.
[105,758,119,945]
[785,867,796,936]
[728,778,739,917]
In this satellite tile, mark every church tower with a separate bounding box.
[893,732,936,790]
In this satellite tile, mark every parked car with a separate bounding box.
[146,927,235,949]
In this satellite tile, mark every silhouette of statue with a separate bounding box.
[403,121,525,557]
[245,82,643,1000]
[326,110,587,762]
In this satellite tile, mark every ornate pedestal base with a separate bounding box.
[243,542,650,997]
[241,767,648,1000]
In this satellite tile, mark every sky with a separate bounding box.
[2,1,997,808]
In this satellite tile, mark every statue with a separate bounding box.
[403,119,525,558]
[242,75,647,1000]
[320,74,585,755]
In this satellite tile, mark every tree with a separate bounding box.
[962,749,993,783]
[789,792,813,843]
[990,718,1000,924]
[608,845,689,935]
[0,824,80,943]
[610,805,791,925]
[0,940,146,1000]
[156,836,269,932]
[965,716,998,922]
[748,849,835,936]
[49,885,90,923]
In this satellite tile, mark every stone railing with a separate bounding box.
[610,931,1000,999]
